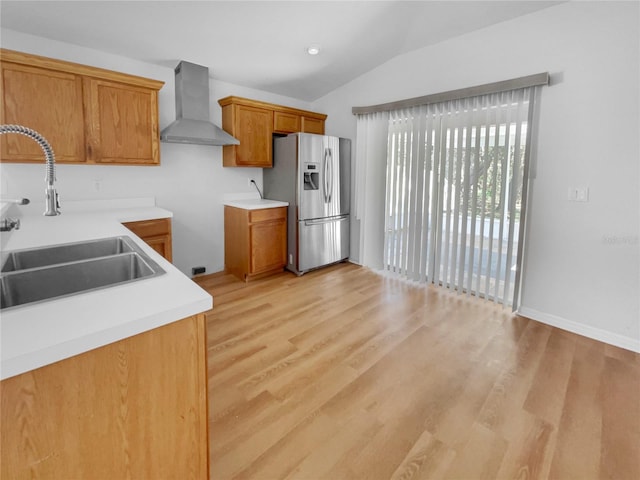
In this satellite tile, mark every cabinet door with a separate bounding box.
[250,217,286,274]
[85,78,160,165]
[273,111,300,134]
[122,218,172,262]
[226,105,273,167]
[143,235,173,263]
[0,62,85,163]
[301,116,325,135]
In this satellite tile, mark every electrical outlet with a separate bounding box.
[248,178,254,187]
[192,266,206,276]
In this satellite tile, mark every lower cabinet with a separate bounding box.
[122,217,172,262]
[0,314,209,479]
[224,206,287,281]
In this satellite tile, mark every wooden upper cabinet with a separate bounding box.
[222,103,273,168]
[301,116,325,134]
[219,96,327,168]
[0,62,86,163]
[273,111,301,134]
[85,78,160,164]
[0,49,163,165]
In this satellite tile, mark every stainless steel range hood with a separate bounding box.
[160,61,239,146]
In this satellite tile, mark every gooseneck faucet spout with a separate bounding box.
[0,124,61,216]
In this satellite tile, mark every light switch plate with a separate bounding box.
[568,186,589,202]
[576,186,589,202]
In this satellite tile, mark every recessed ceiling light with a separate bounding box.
[307,45,320,55]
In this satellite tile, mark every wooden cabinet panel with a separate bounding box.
[234,105,273,167]
[224,206,287,281]
[122,217,170,237]
[250,217,287,274]
[0,49,163,166]
[222,104,273,167]
[0,314,209,480]
[0,62,86,163]
[274,111,301,134]
[249,207,287,223]
[302,116,325,134]
[224,206,250,280]
[85,79,160,165]
[144,235,173,260]
[122,218,172,262]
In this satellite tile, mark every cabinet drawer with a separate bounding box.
[122,218,171,237]
[249,207,286,224]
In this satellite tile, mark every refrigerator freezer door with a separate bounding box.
[298,135,350,221]
[298,215,350,272]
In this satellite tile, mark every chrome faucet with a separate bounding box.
[0,124,61,216]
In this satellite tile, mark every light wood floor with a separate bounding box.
[195,262,640,480]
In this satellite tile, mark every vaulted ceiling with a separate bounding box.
[1,1,561,101]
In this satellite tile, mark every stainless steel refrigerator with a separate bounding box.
[264,133,350,275]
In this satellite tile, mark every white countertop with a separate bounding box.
[223,198,288,210]
[0,199,212,380]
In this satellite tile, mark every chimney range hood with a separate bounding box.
[160,61,239,146]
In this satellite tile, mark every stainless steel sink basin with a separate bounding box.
[2,236,135,272]
[0,236,165,310]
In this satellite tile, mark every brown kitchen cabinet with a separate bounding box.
[224,205,287,281]
[273,110,300,133]
[0,49,163,165]
[1,313,209,479]
[218,96,326,168]
[122,217,173,262]
[0,58,86,163]
[84,77,161,165]
[220,102,273,167]
[301,115,325,134]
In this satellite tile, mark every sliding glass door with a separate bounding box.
[383,88,533,306]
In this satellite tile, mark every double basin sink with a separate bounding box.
[0,236,165,310]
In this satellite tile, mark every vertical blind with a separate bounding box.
[355,111,390,269]
[383,87,534,306]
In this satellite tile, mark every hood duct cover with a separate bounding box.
[160,61,239,146]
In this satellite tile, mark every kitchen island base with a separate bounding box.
[1,313,208,479]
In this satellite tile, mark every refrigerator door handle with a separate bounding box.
[327,148,333,204]
[304,214,348,226]
[323,148,329,203]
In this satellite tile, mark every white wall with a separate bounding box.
[312,1,640,351]
[0,29,314,276]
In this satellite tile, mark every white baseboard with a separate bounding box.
[517,307,640,353]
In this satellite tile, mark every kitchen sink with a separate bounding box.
[0,236,165,310]
[2,236,136,272]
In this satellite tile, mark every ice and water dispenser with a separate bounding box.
[303,162,320,190]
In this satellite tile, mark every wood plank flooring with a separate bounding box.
[195,262,640,480]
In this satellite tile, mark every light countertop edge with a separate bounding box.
[223,198,289,210]
[0,205,212,380]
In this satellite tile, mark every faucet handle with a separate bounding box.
[0,217,20,232]
[1,198,30,205]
